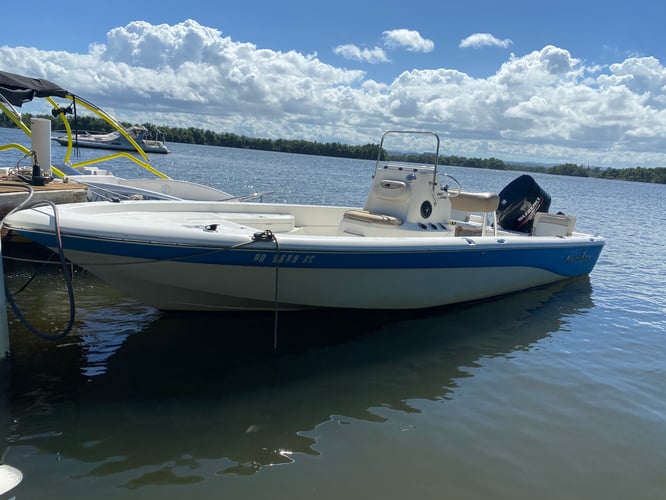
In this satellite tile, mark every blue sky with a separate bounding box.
[2,0,666,167]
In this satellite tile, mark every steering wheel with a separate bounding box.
[438,173,462,198]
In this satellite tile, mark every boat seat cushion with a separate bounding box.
[531,212,576,236]
[223,213,296,232]
[372,179,411,201]
[343,209,402,225]
[450,191,499,213]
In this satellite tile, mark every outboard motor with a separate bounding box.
[497,174,551,232]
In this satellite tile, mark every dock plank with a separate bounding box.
[0,179,88,219]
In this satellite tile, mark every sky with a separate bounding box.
[2,0,666,167]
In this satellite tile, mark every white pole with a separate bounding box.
[0,240,21,495]
[30,117,52,175]
[0,238,8,359]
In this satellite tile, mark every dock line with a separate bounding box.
[1,185,76,341]
[236,230,281,349]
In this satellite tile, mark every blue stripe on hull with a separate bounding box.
[20,230,604,278]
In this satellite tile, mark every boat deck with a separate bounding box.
[0,178,88,219]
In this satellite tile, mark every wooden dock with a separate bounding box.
[0,179,88,219]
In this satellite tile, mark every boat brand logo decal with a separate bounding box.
[516,196,543,226]
[566,251,591,263]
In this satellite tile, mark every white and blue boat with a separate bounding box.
[52,125,170,154]
[3,131,605,311]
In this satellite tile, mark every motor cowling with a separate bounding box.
[497,174,551,233]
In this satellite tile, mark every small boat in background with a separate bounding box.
[4,130,606,312]
[52,125,170,154]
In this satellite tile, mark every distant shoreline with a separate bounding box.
[1,117,664,184]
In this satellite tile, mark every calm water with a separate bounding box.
[1,129,665,499]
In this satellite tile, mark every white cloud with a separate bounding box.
[459,33,513,49]
[101,19,231,68]
[333,44,389,63]
[600,56,666,104]
[382,29,435,53]
[2,20,665,167]
[333,28,432,64]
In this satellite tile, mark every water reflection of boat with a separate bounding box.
[3,278,594,491]
[52,125,169,154]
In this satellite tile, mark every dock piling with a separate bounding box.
[0,238,8,359]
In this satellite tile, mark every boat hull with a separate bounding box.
[62,251,594,311]
[52,136,169,154]
[6,200,604,311]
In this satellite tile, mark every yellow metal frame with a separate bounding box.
[1,93,170,180]
[49,95,169,179]
[0,143,31,155]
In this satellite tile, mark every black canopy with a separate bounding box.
[0,70,69,106]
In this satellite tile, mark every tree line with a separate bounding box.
[388,154,666,184]
[2,112,664,183]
